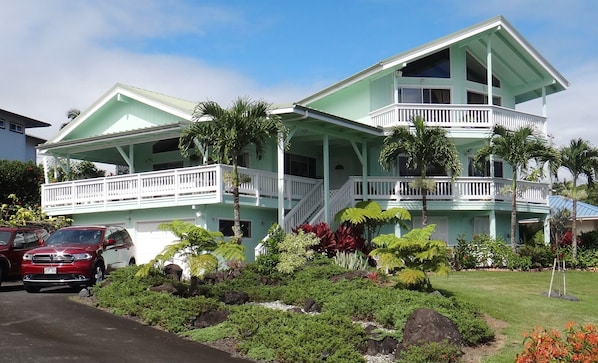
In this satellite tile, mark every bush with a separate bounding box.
[397,341,462,363]
[0,160,43,207]
[255,224,284,275]
[516,322,598,362]
[276,230,320,274]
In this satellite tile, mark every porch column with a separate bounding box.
[323,134,330,223]
[543,214,551,245]
[277,131,285,227]
[486,33,493,104]
[489,210,496,239]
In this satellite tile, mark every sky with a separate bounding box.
[1,0,596,150]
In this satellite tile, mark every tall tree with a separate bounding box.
[60,108,81,129]
[557,138,598,260]
[179,98,285,243]
[379,116,461,226]
[474,126,559,251]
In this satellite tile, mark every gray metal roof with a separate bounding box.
[550,195,598,220]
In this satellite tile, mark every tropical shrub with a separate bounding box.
[0,194,72,230]
[516,322,598,362]
[332,251,369,271]
[370,224,450,290]
[255,224,284,275]
[579,230,598,250]
[294,222,367,257]
[276,229,320,274]
[136,220,245,279]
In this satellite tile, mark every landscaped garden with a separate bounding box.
[79,215,598,363]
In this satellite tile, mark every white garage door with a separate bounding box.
[135,220,194,265]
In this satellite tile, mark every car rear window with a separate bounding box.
[45,229,103,246]
[0,231,11,245]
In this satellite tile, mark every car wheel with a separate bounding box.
[0,267,3,287]
[91,263,105,285]
[24,284,41,293]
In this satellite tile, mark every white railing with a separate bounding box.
[283,180,324,232]
[309,178,354,226]
[369,104,547,136]
[354,176,548,204]
[42,164,320,211]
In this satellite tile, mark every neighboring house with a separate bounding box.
[0,109,49,162]
[37,16,569,262]
[549,195,598,235]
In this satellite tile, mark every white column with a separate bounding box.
[323,135,330,223]
[486,34,493,104]
[277,131,285,227]
[489,210,496,239]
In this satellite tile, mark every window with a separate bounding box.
[398,156,447,177]
[468,157,503,177]
[398,88,450,104]
[401,49,451,78]
[218,219,252,238]
[473,216,490,236]
[284,154,316,178]
[153,138,180,153]
[467,91,501,106]
[9,122,23,134]
[466,52,501,88]
[0,118,4,129]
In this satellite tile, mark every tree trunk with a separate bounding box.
[572,180,578,261]
[421,188,428,227]
[232,162,242,243]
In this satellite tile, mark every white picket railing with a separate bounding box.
[41,164,320,212]
[283,180,324,232]
[369,103,547,136]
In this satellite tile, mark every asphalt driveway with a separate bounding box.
[0,281,252,363]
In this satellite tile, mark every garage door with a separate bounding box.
[135,220,194,265]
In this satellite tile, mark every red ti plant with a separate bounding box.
[293,222,366,257]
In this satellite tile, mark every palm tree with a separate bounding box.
[179,98,286,243]
[557,138,598,260]
[60,108,80,129]
[474,126,560,251]
[379,116,461,226]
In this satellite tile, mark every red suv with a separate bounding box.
[0,226,49,287]
[21,225,136,293]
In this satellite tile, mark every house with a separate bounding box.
[549,195,598,235]
[0,108,50,162]
[37,16,568,263]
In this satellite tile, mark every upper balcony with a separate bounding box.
[41,164,319,216]
[368,103,547,136]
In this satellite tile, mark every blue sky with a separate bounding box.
[1,0,596,149]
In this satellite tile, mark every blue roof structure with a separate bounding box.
[549,195,598,220]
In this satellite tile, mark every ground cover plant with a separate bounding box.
[91,258,492,363]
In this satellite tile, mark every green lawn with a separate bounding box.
[429,270,598,362]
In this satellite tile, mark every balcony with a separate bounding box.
[41,164,319,215]
[369,104,547,135]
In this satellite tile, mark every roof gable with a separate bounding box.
[300,16,568,105]
[46,83,195,145]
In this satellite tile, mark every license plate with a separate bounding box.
[44,267,57,274]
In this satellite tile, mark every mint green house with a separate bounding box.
[37,16,568,263]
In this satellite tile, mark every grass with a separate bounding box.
[429,270,598,362]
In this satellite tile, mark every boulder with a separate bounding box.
[397,308,463,356]
[303,297,321,313]
[193,309,230,328]
[222,291,249,305]
[149,282,180,295]
[163,264,183,281]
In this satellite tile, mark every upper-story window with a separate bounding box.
[152,138,180,153]
[284,153,316,178]
[398,88,451,104]
[467,91,501,106]
[0,118,5,129]
[9,122,23,134]
[401,49,451,78]
[466,52,501,88]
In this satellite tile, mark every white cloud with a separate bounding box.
[0,1,313,140]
